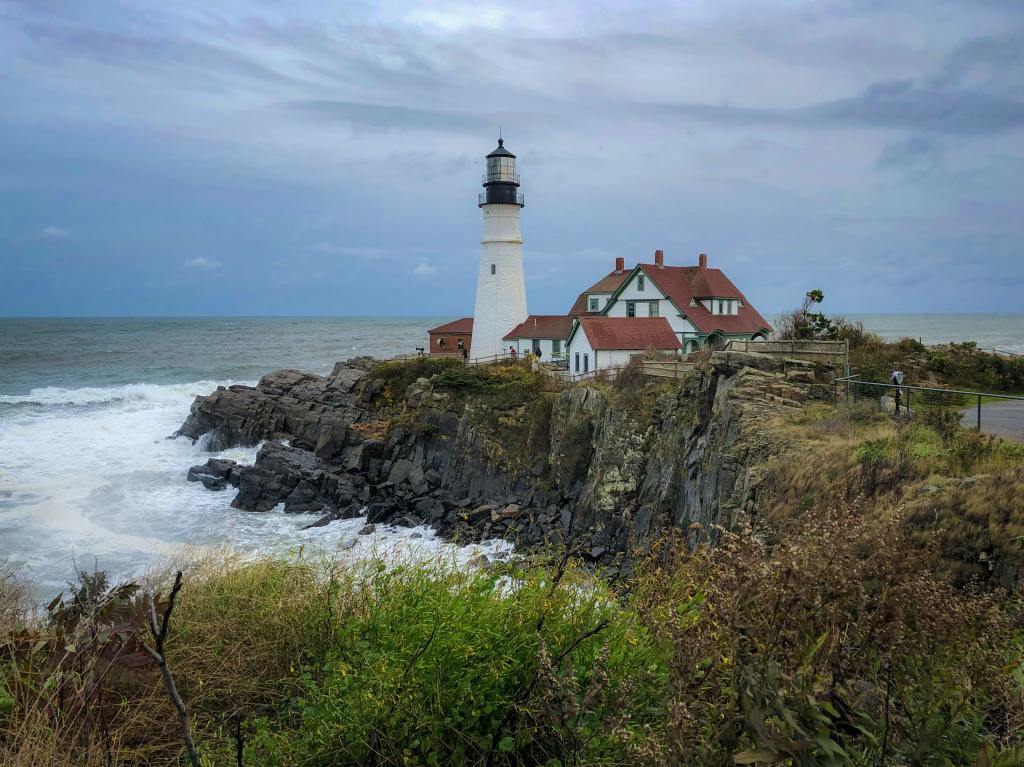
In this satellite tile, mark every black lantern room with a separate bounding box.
[479,138,524,207]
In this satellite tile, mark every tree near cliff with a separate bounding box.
[776,289,839,341]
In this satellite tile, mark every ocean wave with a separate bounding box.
[0,380,251,409]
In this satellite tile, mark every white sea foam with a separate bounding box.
[0,378,513,602]
[0,380,247,408]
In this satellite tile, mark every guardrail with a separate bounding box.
[835,374,1024,441]
[727,339,849,367]
[398,351,516,366]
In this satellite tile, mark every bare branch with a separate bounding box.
[143,571,200,767]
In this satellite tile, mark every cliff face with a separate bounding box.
[177,352,828,558]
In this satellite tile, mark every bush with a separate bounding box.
[244,559,667,766]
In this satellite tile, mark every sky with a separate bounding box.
[1,0,1022,317]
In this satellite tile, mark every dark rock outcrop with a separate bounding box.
[176,358,375,451]
[178,353,829,561]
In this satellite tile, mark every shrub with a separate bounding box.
[244,560,668,766]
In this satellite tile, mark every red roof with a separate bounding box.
[577,317,682,351]
[636,264,772,335]
[567,269,630,317]
[427,317,473,334]
[504,315,573,340]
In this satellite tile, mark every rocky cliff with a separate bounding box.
[177,352,830,559]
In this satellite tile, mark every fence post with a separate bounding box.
[977,394,982,431]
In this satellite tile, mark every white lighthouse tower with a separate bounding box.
[472,138,528,359]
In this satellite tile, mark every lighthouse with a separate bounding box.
[471,137,528,359]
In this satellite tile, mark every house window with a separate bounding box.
[532,339,541,355]
[649,301,659,317]
[588,296,599,312]
[626,301,636,318]
[552,339,561,355]
[575,352,580,372]
[584,353,589,373]
[490,264,496,275]
[717,300,724,315]
[637,275,645,292]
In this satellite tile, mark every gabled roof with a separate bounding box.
[504,315,573,341]
[568,270,630,317]
[427,317,473,334]
[574,317,682,351]
[610,264,772,336]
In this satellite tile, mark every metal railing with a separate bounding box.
[834,374,1024,441]
[478,191,525,206]
[482,172,520,185]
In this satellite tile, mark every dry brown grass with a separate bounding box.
[350,418,388,440]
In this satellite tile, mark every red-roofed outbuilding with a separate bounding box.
[427,317,473,357]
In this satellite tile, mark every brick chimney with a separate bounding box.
[698,253,708,270]
[615,257,624,273]
[654,249,664,267]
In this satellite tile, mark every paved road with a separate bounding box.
[962,400,1024,442]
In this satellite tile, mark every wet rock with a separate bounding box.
[232,441,326,513]
[303,512,337,530]
[358,523,376,535]
[395,514,423,528]
[491,503,524,523]
[186,465,228,491]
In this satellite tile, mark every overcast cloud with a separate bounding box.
[1,0,1021,316]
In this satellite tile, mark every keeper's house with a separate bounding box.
[598,250,771,354]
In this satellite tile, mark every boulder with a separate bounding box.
[186,465,228,491]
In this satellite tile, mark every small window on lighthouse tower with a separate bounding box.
[490,264,496,275]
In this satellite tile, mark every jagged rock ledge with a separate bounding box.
[178,353,832,560]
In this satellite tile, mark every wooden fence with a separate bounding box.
[725,339,849,367]
[639,360,696,379]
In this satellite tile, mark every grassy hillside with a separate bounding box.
[3,399,1024,765]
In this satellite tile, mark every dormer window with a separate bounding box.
[588,296,599,312]
[709,299,740,315]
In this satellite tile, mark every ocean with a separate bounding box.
[2,314,1023,600]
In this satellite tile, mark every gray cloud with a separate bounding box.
[0,1,1022,315]
[287,100,488,133]
[641,79,1024,135]
[875,135,943,172]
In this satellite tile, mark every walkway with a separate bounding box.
[962,399,1024,443]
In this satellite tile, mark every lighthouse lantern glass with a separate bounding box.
[487,156,516,183]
